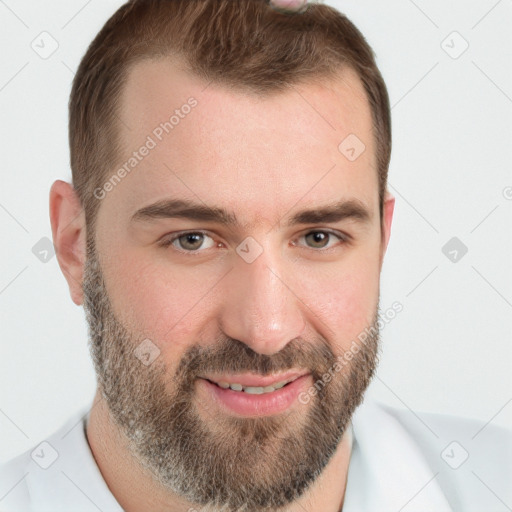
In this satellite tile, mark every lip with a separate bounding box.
[196,373,312,417]
[198,370,309,387]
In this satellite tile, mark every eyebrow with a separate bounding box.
[130,198,372,228]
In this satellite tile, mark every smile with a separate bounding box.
[197,373,312,416]
[205,376,300,394]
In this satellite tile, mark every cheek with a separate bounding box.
[298,253,380,350]
[102,252,219,352]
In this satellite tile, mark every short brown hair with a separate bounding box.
[69,0,391,233]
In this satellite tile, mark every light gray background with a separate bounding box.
[1,0,511,463]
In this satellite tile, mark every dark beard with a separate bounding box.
[82,242,380,511]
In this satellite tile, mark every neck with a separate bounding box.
[85,389,353,512]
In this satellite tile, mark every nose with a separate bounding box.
[218,246,306,356]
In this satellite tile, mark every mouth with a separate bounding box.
[200,370,308,393]
[196,371,311,417]
[204,375,301,394]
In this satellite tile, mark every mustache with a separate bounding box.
[173,335,336,384]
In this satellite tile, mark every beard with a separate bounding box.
[82,240,381,512]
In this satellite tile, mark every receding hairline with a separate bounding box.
[122,51,369,100]
[113,53,373,161]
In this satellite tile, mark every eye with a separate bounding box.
[293,230,347,250]
[161,231,217,252]
[159,229,348,254]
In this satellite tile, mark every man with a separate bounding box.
[0,0,510,511]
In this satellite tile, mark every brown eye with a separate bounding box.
[297,230,346,250]
[305,231,330,248]
[165,232,216,252]
[177,233,204,250]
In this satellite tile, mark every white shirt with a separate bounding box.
[1,399,510,511]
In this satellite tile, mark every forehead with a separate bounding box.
[108,58,377,226]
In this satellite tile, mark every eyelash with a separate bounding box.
[158,229,349,254]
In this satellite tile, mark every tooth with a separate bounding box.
[244,386,264,394]
[217,380,290,392]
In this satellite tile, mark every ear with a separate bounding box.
[379,189,395,270]
[49,180,87,305]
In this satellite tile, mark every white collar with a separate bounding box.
[25,399,452,512]
[342,399,453,511]
[26,407,124,511]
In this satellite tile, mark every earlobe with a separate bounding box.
[49,180,87,305]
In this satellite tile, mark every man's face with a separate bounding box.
[83,58,392,510]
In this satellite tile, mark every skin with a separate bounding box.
[50,58,394,511]
[269,0,309,13]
